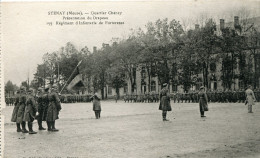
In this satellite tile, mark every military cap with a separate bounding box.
[200,86,205,90]
[163,83,168,87]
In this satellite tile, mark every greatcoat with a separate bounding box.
[245,89,256,106]
[92,95,101,111]
[199,92,208,112]
[23,95,37,122]
[16,94,27,123]
[159,87,172,111]
[46,92,62,121]
[11,94,20,122]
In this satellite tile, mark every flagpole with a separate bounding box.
[59,60,82,94]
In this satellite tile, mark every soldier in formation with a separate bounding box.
[123,92,159,103]
[5,96,16,106]
[60,94,91,103]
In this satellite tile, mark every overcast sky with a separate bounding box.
[2,0,260,86]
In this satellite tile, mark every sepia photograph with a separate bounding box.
[1,0,260,157]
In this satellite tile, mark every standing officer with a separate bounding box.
[198,86,208,117]
[23,88,37,134]
[36,87,46,130]
[46,84,62,132]
[159,83,171,121]
[16,86,28,133]
[11,90,22,132]
[90,93,102,119]
[245,85,256,113]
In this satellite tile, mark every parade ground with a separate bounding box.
[2,101,260,158]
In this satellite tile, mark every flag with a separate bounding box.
[66,66,84,91]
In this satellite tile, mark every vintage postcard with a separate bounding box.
[1,0,260,157]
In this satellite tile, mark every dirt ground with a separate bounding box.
[2,100,260,158]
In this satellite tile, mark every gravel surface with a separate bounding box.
[2,101,260,158]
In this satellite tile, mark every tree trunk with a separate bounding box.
[116,86,119,99]
[101,73,105,99]
[253,51,257,88]
[231,52,234,90]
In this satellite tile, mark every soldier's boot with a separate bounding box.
[21,122,29,133]
[95,112,98,119]
[38,119,46,130]
[28,122,37,134]
[16,123,22,132]
[52,121,59,132]
[248,105,253,113]
[98,111,101,119]
[200,111,206,117]
[162,113,165,121]
[47,121,52,131]
[162,112,169,121]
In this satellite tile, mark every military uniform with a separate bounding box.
[16,87,29,133]
[11,90,22,132]
[46,85,62,132]
[245,87,256,113]
[159,83,171,121]
[90,93,101,119]
[37,88,47,130]
[199,87,208,117]
[23,88,37,134]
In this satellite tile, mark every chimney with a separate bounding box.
[234,16,239,27]
[220,19,225,30]
[93,46,97,53]
[195,24,200,30]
